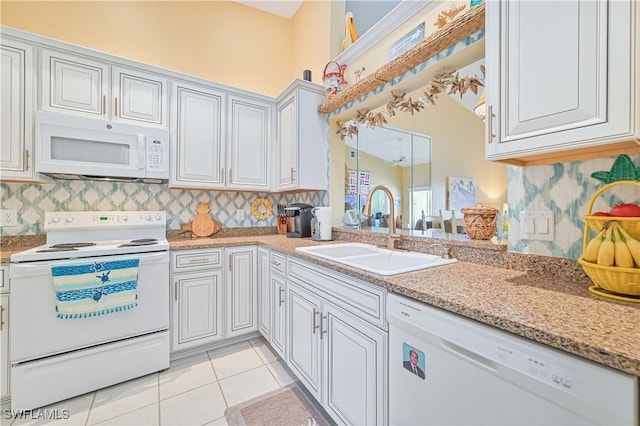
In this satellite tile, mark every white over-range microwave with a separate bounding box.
[35,111,170,183]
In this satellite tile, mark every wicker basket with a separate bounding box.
[579,180,640,299]
[461,206,497,240]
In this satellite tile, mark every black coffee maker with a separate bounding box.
[284,203,314,238]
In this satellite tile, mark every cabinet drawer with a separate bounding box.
[171,249,223,272]
[0,264,8,293]
[270,252,286,275]
[287,257,387,330]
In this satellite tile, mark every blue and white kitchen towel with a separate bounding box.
[51,258,140,319]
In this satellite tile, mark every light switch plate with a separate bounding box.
[519,211,555,241]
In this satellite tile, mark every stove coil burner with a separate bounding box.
[49,242,97,249]
[36,247,80,253]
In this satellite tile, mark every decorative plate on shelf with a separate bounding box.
[251,198,273,221]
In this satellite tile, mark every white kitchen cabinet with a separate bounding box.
[270,272,286,359]
[322,301,386,425]
[274,80,328,192]
[225,246,257,338]
[485,0,640,165]
[1,39,36,181]
[227,95,271,190]
[170,249,224,351]
[287,282,323,401]
[257,247,270,338]
[41,49,168,127]
[1,294,8,402]
[171,270,223,351]
[171,81,225,189]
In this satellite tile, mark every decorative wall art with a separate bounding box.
[447,176,477,210]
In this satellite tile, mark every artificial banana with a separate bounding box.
[616,225,640,267]
[596,226,615,266]
[584,227,607,263]
[613,227,635,268]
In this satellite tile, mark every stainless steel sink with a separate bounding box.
[296,243,456,276]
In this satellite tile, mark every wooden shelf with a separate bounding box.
[318,3,485,114]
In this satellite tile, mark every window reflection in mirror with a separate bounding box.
[344,122,432,231]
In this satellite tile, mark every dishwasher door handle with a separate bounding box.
[440,339,498,372]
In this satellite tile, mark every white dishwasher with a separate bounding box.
[388,293,638,425]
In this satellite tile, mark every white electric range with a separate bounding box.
[10,211,170,410]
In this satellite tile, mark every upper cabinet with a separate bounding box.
[485,0,640,165]
[171,81,225,189]
[40,49,168,127]
[1,39,36,181]
[275,81,328,192]
[170,81,272,190]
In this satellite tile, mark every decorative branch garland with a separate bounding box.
[337,66,484,140]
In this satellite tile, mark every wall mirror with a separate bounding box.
[344,123,432,231]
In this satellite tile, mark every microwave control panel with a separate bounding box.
[146,137,169,178]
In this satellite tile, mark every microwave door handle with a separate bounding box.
[136,135,146,169]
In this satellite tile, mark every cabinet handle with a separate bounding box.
[186,257,209,263]
[24,149,30,171]
[312,308,320,334]
[0,305,4,331]
[487,105,495,143]
[102,95,106,115]
[278,288,284,307]
[271,260,281,267]
[229,168,232,183]
[174,282,178,301]
[229,254,232,271]
[290,167,295,182]
[114,97,118,116]
[221,168,224,184]
[320,314,327,339]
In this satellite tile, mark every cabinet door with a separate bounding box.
[41,50,109,117]
[287,282,322,400]
[0,295,8,399]
[257,247,270,338]
[276,95,297,190]
[112,66,167,127]
[270,273,286,359]
[486,0,637,161]
[171,83,225,188]
[322,301,386,426]
[225,247,257,338]
[172,270,223,351]
[1,40,35,181]
[227,96,271,189]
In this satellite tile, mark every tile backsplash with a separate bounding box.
[507,153,640,259]
[0,180,328,235]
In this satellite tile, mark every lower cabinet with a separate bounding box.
[1,293,9,401]
[270,273,286,359]
[225,246,257,338]
[172,270,223,351]
[285,258,388,426]
[170,246,256,352]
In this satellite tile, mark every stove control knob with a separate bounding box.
[155,215,162,221]
[145,215,152,221]
[65,217,74,223]
[51,216,60,223]
[122,215,129,222]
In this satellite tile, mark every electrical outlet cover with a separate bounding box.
[0,210,18,227]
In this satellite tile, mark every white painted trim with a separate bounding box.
[334,0,433,66]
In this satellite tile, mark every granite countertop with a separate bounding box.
[170,234,640,377]
[3,234,639,377]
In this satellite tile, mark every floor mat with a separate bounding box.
[224,382,334,426]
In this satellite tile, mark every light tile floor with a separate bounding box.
[9,337,295,426]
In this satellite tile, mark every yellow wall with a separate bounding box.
[1,1,315,96]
